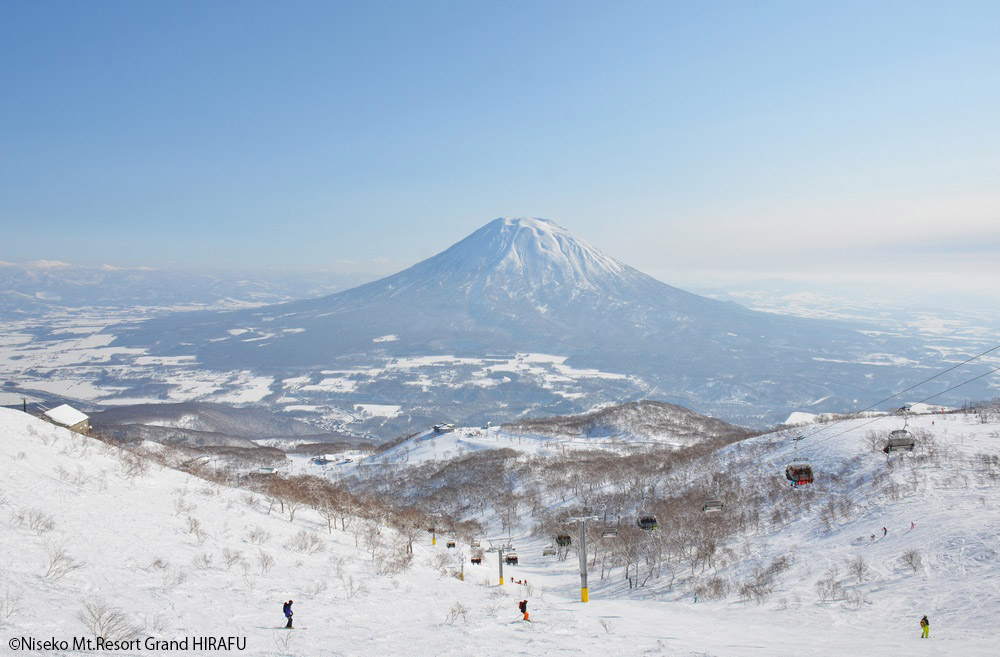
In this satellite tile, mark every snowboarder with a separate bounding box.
[883,526,888,537]
[518,599,530,622]
[283,600,294,629]
[920,614,929,638]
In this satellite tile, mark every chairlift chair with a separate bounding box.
[702,498,724,513]
[785,461,814,485]
[470,539,480,548]
[883,419,916,454]
[601,527,619,538]
[446,539,456,548]
[637,515,659,531]
[542,545,556,556]
[556,533,571,547]
[505,553,519,565]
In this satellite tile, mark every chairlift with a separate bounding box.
[542,545,556,556]
[470,539,480,548]
[702,498,724,513]
[702,482,724,513]
[637,515,658,531]
[446,539,456,548]
[505,553,519,565]
[556,533,572,547]
[883,417,916,454]
[785,460,814,486]
[601,527,619,538]
[883,428,916,454]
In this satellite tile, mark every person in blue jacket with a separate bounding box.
[283,600,293,629]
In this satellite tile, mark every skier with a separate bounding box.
[518,599,530,622]
[883,526,888,537]
[920,614,929,638]
[911,521,915,530]
[283,600,294,629]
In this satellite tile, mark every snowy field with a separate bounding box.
[1,406,997,656]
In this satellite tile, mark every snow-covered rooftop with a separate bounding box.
[43,403,89,427]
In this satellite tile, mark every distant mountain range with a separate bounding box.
[104,217,971,431]
[0,259,370,316]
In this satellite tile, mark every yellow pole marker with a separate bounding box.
[581,587,589,603]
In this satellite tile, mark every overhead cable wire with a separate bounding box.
[800,364,1000,451]
[793,344,1000,445]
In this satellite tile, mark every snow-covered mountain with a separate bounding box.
[106,217,992,430]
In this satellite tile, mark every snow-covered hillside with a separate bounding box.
[1,406,997,656]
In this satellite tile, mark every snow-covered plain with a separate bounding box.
[2,406,997,656]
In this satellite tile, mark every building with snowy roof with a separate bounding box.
[43,404,90,432]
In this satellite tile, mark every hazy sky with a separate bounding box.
[2,1,998,296]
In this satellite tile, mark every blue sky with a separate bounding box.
[2,1,998,295]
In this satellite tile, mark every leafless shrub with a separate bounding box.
[694,576,730,601]
[446,602,469,624]
[173,496,195,516]
[241,493,260,509]
[55,465,71,481]
[14,451,27,461]
[815,566,844,603]
[8,508,25,527]
[432,553,450,575]
[248,526,271,545]
[272,629,294,652]
[119,451,149,479]
[846,556,868,584]
[844,588,870,609]
[286,530,325,555]
[192,552,213,569]
[257,550,275,576]
[902,549,922,573]
[241,564,258,593]
[145,613,169,635]
[44,543,84,580]
[221,548,243,570]
[599,618,614,633]
[161,570,187,591]
[79,598,141,642]
[149,557,169,571]
[0,586,23,620]
[305,580,328,597]
[340,574,365,599]
[26,509,55,535]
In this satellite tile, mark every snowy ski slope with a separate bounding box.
[0,406,997,656]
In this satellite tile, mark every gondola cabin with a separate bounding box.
[702,499,724,513]
[785,462,814,485]
[637,515,659,531]
[883,429,916,454]
[556,534,571,547]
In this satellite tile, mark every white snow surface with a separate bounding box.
[1,407,997,656]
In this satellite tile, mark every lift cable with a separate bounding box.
[797,364,1000,451]
[791,344,1000,445]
